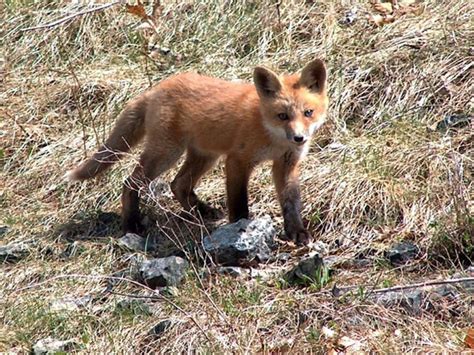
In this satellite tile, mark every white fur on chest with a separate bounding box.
[253,141,309,164]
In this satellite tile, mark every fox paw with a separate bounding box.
[283,228,311,246]
[196,202,224,220]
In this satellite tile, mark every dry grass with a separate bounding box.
[1,0,473,353]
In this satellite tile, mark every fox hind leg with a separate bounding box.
[122,146,184,234]
[170,148,220,218]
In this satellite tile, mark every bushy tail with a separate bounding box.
[65,96,147,181]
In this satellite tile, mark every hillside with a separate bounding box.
[1,0,473,352]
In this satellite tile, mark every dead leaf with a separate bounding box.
[399,0,418,5]
[465,328,474,349]
[126,3,148,20]
[338,336,363,351]
[367,13,395,26]
[373,2,393,13]
[322,326,336,339]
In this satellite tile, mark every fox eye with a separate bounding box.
[304,109,314,118]
[277,112,289,121]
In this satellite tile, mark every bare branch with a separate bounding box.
[370,277,474,294]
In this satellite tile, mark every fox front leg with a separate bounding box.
[225,156,253,222]
[273,153,311,245]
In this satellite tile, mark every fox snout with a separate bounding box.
[290,133,308,145]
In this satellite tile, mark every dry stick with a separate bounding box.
[369,277,474,294]
[12,273,211,342]
[326,277,474,296]
[21,1,124,32]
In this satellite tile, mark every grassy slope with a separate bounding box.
[1,0,473,352]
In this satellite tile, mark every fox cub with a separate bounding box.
[66,59,328,245]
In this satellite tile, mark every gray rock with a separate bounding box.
[373,290,428,315]
[203,216,276,266]
[0,226,8,237]
[458,279,474,294]
[339,7,358,25]
[275,252,291,263]
[0,242,29,262]
[149,319,173,337]
[138,256,189,289]
[284,253,327,286]
[452,268,474,294]
[118,233,157,253]
[33,337,77,354]
[385,242,420,265]
[250,267,281,281]
[216,266,249,277]
[435,113,471,132]
[50,295,93,312]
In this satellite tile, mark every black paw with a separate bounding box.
[283,227,311,246]
[196,202,224,220]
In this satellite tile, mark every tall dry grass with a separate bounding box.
[0,0,472,352]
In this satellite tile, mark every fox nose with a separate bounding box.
[293,135,306,144]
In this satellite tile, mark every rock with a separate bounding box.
[0,225,8,237]
[216,266,249,277]
[275,252,291,263]
[323,255,343,269]
[33,337,77,354]
[118,233,157,253]
[373,290,427,315]
[339,7,358,25]
[50,295,93,312]
[284,253,327,286]
[203,216,276,266]
[138,256,189,289]
[149,319,173,337]
[0,242,30,262]
[250,267,281,281]
[435,113,472,132]
[385,242,420,265]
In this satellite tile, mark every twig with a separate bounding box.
[329,277,474,297]
[11,273,211,342]
[370,277,474,294]
[21,1,123,32]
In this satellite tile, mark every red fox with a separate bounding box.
[66,59,328,245]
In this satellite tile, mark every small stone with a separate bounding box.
[457,277,474,294]
[385,242,420,265]
[373,290,427,315]
[138,256,189,289]
[203,216,276,266]
[435,113,472,132]
[33,337,77,354]
[0,242,30,262]
[323,255,343,269]
[339,7,358,25]
[50,295,93,312]
[149,319,173,337]
[118,233,157,253]
[284,253,327,286]
[250,268,281,281]
[0,226,8,237]
[275,252,291,263]
[216,266,249,277]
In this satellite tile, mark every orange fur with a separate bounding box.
[66,59,328,245]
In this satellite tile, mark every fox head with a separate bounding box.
[253,59,328,147]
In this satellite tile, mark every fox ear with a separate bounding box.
[300,59,327,93]
[253,66,282,97]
